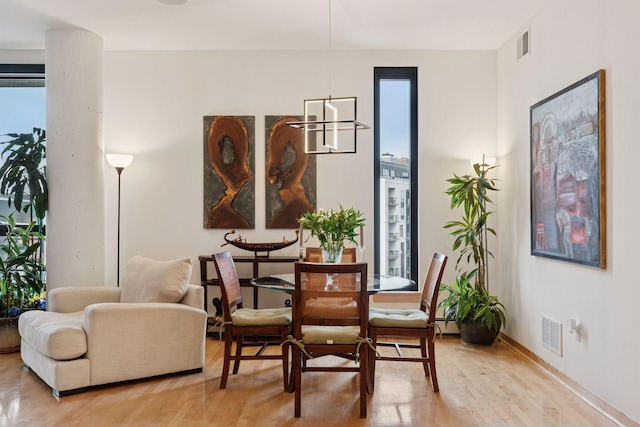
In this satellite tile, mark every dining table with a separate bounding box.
[250,272,416,294]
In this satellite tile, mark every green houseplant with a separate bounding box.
[438,161,506,345]
[0,128,47,353]
[0,214,45,313]
[298,205,365,262]
[0,128,47,223]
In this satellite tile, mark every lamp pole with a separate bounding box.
[115,166,124,287]
[106,154,134,287]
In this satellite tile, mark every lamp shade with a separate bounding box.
[106,154,134,169]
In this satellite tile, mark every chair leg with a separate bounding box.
[220,327,233,389]
[359,344,367,418]
[428,336,439,392]
[232,334,243,374]
[293,345,302,417]
[420,336,429,377]
[281,330,290,392]
[368,329,377,393]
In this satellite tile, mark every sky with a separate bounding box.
[0,86,46,138]
[379,79,410,159]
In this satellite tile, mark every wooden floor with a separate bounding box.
[0,337,622,427]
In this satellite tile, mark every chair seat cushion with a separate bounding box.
[302,325,361,344]
[369,308,429,328]
[231,307,292,326]
[18,310,87,360]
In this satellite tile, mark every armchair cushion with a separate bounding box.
[18,311,86,360]
[120,255,192,304]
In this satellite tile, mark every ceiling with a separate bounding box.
[1,0,546,51]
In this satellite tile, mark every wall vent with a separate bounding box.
[542,315,562,356]
[517,29,530,60]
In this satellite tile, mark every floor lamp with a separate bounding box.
[106,154,134,287]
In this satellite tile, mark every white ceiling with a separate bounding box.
[1,0,546,51]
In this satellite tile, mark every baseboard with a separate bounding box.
[499,332,638,427]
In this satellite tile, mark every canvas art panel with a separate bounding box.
[530,70,605,268]
[203,115,255,229]
[265,115,316,229]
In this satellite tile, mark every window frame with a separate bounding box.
[373,67,418,287]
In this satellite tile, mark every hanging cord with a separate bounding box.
[429,322,443,343]
[283,335,313,359]
[328,0,332,98]
[355,336,379,363]
[212,316,229,341]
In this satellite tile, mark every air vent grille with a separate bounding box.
[542,315,562,356]
[517,29,530,60]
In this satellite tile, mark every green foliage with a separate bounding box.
[0,128,47,316]
[439,161,506,330]
[0,214,45,315]
[0,128,48,221]
[438,272,506,332]
[443,162,498,290]
[298,205,365,249]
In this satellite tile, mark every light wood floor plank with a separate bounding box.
[0,337,624,426]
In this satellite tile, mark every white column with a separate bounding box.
[45,28,105,289]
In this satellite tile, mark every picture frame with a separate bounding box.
[530,70,605,268]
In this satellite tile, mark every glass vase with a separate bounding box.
[321,244,344,263]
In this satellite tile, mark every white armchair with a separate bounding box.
[18,256,207,397]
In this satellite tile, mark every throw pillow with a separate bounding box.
[120,255,192,303]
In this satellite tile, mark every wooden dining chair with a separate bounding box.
[291,261,369,418]
[212,251,292,390]
[305,247,356,263]
[368,252,447,392]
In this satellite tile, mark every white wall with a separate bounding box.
[497,0,640,422]
[101,50,497,309]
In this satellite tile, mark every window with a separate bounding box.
[0,64,46,224]
[374,67,418,288]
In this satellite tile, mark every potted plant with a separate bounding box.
[0,128,47,353]
[0,215,45,352]
[298,205,365,262]
[438,160,506,346]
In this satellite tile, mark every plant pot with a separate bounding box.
[460,317,501,346]
[0,316,21,353]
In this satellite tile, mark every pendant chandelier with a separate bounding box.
[286,0,370,154]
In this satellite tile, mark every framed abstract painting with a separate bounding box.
[530,70,605,268]
[265,115,316,229]
[203,115,255,229]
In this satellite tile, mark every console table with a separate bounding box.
[198,254,300,314]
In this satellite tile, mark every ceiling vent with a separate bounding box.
[517,29,530,60]
[542,315,562,356]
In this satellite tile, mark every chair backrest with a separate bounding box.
[420,253,448,322]
[305,247,357,263]
[293,262,368,337]
[212,251,243,322]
